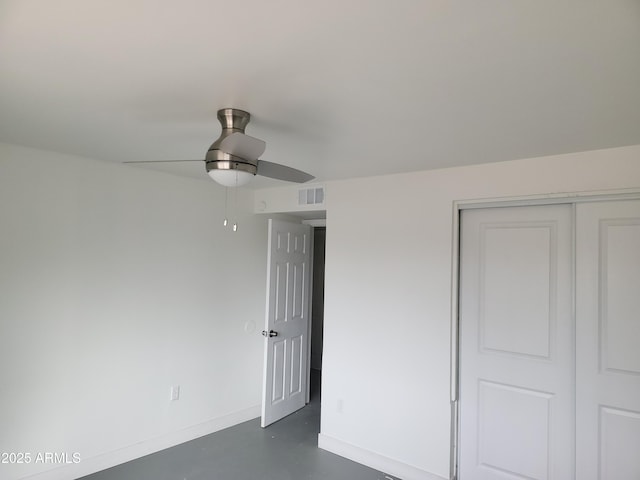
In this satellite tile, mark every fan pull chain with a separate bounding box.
[223,187,229,227]
[232,172,238,232]
[221,172,240,232]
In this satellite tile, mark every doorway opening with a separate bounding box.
[261,219,326,428]
[309,226,326,404]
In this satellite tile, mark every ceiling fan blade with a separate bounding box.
[256,160,315,183]
[123,159,202,164]
[219,132,266,160]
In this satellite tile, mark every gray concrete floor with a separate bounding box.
[79,371,396,480]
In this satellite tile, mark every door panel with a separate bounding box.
[289,334,303,395]
[261,219,311,427]
[271,339,286,402]
[274,261,287,324]
[292,262,305,319]
[599,222,640,374]
[480,224,554,359]
[575,200,640,479]
[599,407,640,479]
[459,205,574,479]
[477,381,553,479]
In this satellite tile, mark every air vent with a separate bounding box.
[298,186,325,206]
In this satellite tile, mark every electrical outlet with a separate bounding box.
[170,385,180,401]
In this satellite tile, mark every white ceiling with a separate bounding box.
[1,1,639,188]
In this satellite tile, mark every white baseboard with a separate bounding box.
[21,405,261,480]
[317,433,447,480]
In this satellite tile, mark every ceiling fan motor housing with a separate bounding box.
[205,108,258,175]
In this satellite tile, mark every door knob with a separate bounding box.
[262,330,278,337]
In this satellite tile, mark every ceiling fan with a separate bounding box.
[126,108,315,187]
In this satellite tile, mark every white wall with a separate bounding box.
[256,145,640,480]
[0,143,267,480]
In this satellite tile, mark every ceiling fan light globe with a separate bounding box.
[208,169,253,187]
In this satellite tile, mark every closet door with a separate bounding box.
[575,200,640,479]
[459,205,574,479]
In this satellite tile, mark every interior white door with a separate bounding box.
[459,204,574,479]
[575,200,640,479]
[261,219,311,428]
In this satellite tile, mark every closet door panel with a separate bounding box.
[576,200,640,480]
[459,205,574,479]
